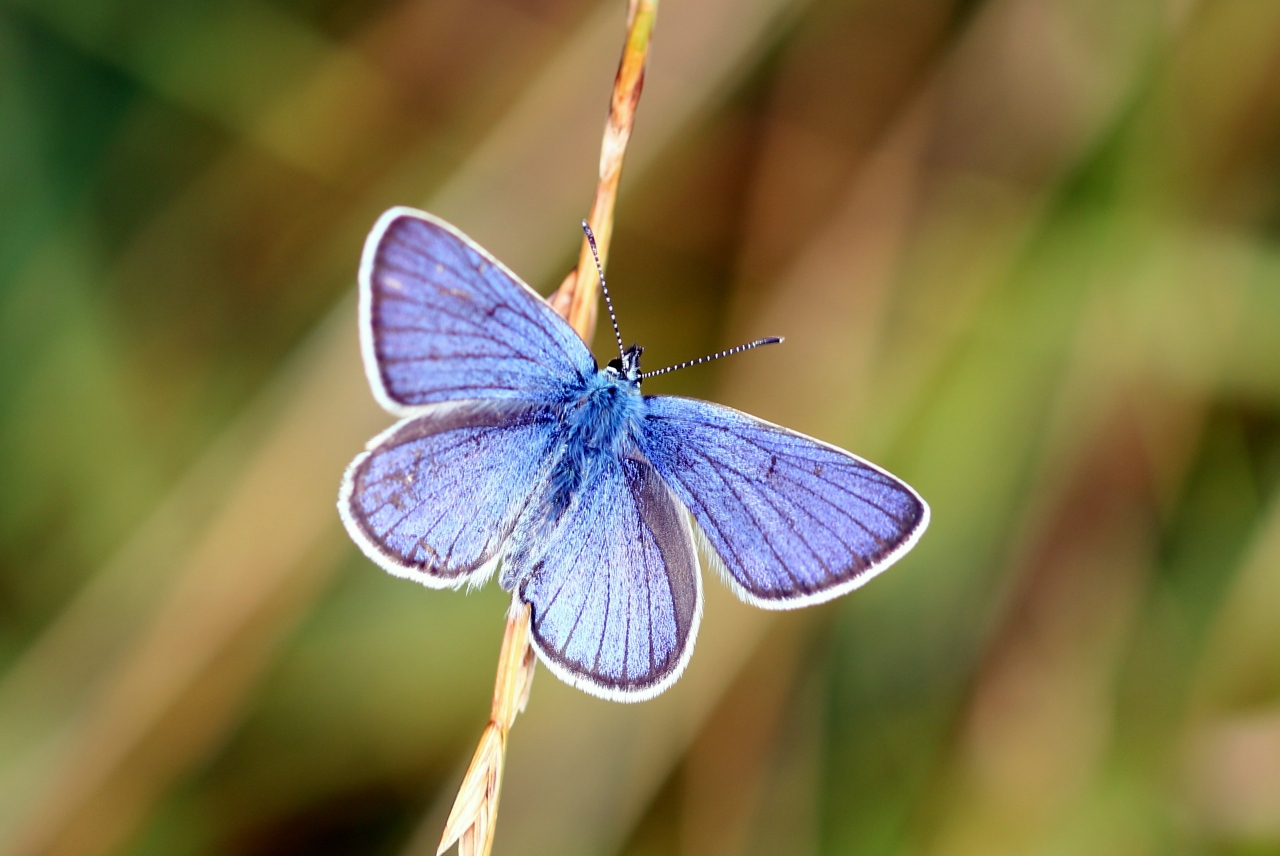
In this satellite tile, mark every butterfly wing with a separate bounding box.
[511,455,702,702]
[360,207,595,414]
[340,401,559,588]
[640,396,929,609]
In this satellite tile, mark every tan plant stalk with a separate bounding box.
[549,0,656,333]
[436,2,657,854]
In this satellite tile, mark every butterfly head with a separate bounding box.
[605,344,644,385]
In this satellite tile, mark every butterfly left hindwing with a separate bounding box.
[340,402,558,588]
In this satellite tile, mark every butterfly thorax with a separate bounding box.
[539,346,646,516]
[498,351,647,590]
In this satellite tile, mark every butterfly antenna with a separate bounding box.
[642,337,784,379]
[583,221,625,359]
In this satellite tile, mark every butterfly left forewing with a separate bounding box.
[640,396,929,609]
[511,455,702,702]
[361,207,594,414]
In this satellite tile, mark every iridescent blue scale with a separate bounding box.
[339,208,929,702]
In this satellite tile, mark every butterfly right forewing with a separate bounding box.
[640,396,929,609]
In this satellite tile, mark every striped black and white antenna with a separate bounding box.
[642,336,784,379]
[582,222,624,360]
[581,221,782,377]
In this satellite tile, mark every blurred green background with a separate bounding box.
[3,0,1280,853]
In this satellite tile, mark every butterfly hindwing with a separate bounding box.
[641,396,929,608]
[340,401,558,587]
[512,455,702,702]
[361,207,595,413]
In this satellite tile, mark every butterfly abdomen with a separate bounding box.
[499,368,647,587]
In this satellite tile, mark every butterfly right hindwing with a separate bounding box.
[510,454,702,702]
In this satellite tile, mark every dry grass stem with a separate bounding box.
[437,604,536,856]
[437,3,657,852]
[550,0,657,333]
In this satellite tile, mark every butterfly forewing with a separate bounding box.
[340,402,558,587]
[361,208,594,412]
[512,456,701,702]
[641,396,928,608]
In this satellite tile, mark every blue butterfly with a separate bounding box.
[338,207,929,702]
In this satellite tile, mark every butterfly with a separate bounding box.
[338,207,929,702]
